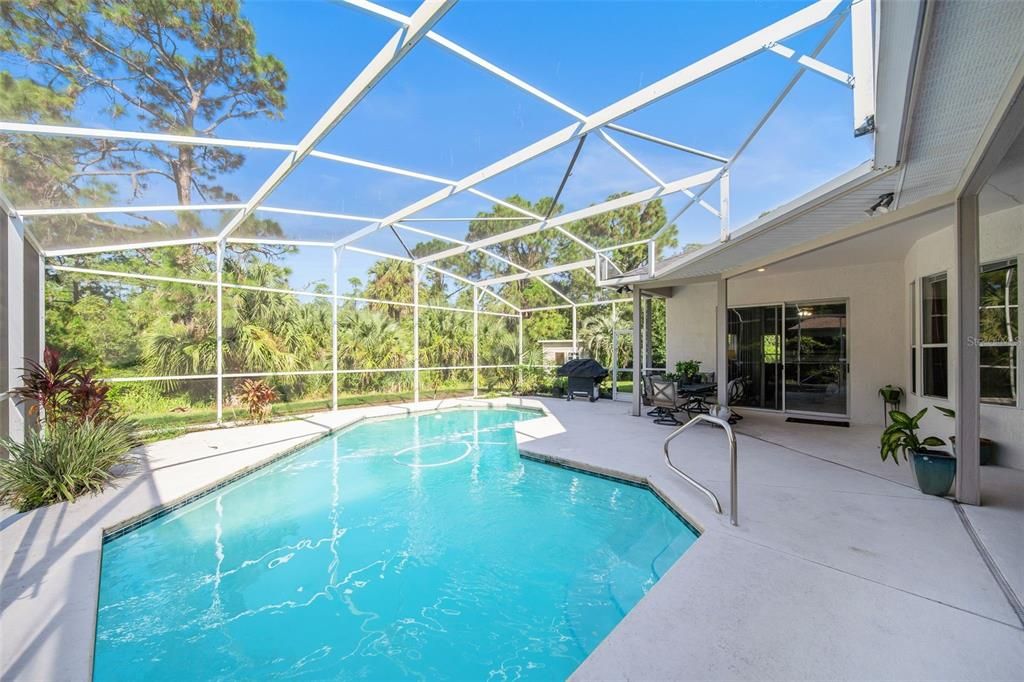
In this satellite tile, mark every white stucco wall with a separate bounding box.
[664,261,905,426]
[664,281,718,374]
[903,205,1023,470]
[664,204,1022,467]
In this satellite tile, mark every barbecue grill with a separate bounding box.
[556,358,608,402]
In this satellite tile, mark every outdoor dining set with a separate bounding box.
[642,372,744,426]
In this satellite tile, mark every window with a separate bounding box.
[921,273,948,398]
[910,280,916,394]
[979,259,1019,406]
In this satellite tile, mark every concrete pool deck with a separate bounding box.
[2,396,1022,680]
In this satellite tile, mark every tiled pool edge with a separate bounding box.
[518,448,705,536]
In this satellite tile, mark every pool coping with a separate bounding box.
[517,449,704,537]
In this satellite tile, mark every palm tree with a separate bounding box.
[579,311,631,367]
[337,308,410,391]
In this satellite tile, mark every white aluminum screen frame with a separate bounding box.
[1,0,874,423]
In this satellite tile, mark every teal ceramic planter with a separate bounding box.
[950,436,996,466]
[912,450,956,496]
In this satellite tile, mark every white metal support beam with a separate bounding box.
[599,130,665,187]
[417,170,719,264]
[765,42,854,87]
[720,169,731,240]
[572,305,578,357]
[653,12,847,241]
[516,312,524,388]
[332,247,340,410]
[631,286,642,416]
[413,263,421,402]
[630,284,638,411]
[477,260,595,286]
[216,0,457,241]
[350,0,842,241]
[716,277,728,409]
[473,287,480,397]
[19,203,246,217]
[605,123,729,163]
[215,239,225,424]
[851,0,876,135]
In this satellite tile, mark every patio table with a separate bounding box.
[677,382,716,417]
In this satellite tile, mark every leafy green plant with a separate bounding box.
[878,385,904,404]
[665,360,701,381]
[0,420,140,512]
[880,408,946,465]
[237,379,277,423]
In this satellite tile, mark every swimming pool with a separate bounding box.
[94,407,697,680]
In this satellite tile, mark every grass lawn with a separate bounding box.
[134,385,494,442]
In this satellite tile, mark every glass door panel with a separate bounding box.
[784,302,848,415]
[727,306,783,410]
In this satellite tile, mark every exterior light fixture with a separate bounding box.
[757,267,766,272]
[864,192,895,216]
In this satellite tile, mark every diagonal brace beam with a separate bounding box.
[215,0,457,241]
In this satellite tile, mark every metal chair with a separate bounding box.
[704,377,746,424]
[642,373,663,417]
[650,378,687,425]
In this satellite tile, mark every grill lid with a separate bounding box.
[556,358,608,379]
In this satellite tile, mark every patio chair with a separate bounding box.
[704,377,746,424]
[650,378,687,425]
[641,373,663,416]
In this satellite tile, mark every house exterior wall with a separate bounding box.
[664,281,718,374]
[663,203,1022,469]
[904,205,1024,470]
[664,261,905,426]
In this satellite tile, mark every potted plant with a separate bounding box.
[877,385,903,426]
[880,408,954,496]
[674,360,702,384]
[934,406,996,466]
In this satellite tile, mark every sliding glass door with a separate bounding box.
[784,301,848,416]
[727,300,848,417]
[727,305,783,410]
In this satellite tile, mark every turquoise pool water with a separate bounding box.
[94,408,697,681]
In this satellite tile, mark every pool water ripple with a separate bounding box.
[94,408,697,680]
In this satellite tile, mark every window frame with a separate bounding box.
[920,272,949,399]
[909,279,917,395]
[978,256,1020,408]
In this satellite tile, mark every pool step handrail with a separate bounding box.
[662,413,738,526]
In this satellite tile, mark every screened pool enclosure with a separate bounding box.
[0,0,876,428]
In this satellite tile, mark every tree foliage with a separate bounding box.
[1,0,286,203]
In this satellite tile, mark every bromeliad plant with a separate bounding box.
[880,408,945,465]
[1,349,139,512]
[237,379,277,423]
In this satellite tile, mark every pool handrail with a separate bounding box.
[662,413,738,526]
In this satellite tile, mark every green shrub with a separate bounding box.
[0,418,140,512]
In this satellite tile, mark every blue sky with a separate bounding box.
[6,0,872,291]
